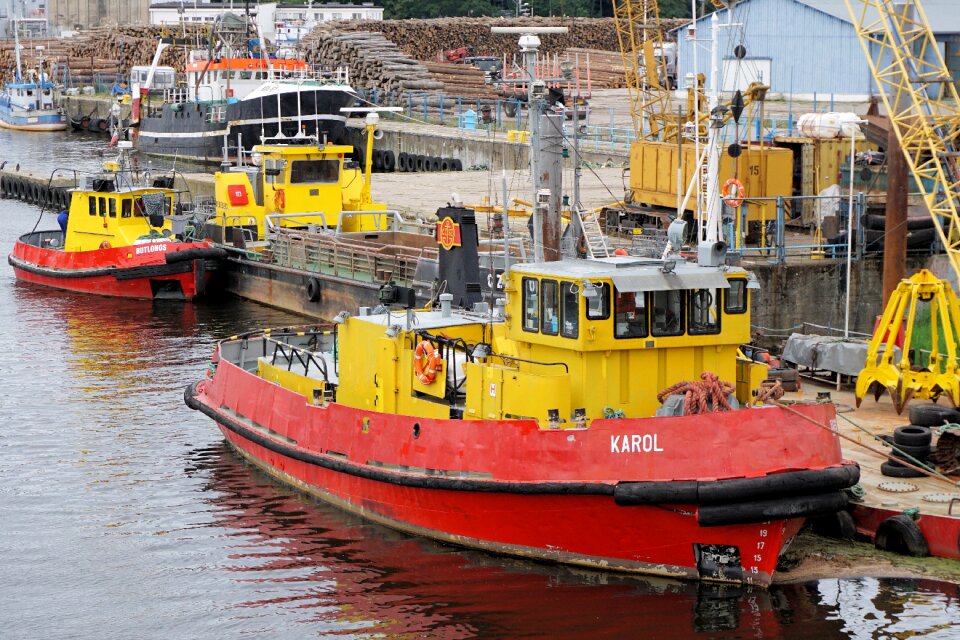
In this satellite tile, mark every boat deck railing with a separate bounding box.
[268,227,432,286]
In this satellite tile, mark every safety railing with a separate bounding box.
[718,192,940,264]
[353,87,805,154]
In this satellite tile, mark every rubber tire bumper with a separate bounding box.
[880,460,925,478]
[908,404,960,428]
[875,514,928,557]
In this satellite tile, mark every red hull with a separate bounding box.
[9,235,222,300]
[187,355,856,586]
[851,503,960,560]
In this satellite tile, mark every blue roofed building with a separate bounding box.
[674,0,960,99]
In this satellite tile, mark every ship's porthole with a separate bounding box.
[413,423,421,439]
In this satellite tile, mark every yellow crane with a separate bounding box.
[845,0,960,412]
[610,0,792,232]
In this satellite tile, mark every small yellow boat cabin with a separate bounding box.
[330,256,766,426]
[210,136,389,245]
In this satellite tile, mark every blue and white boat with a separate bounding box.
[0,26,66,132]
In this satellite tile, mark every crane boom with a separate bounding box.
[845,0,960,279]
[612,0,674,141]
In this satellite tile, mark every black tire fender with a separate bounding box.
[875,514,928,557]
[166,247,228,263]
[382,150,396,172]
[397,152,409,172]
[908,404,959,428]
[306,277,322,302]
[414,155,424,172]
[440,158,451,171]
[894,425,933,447]
[452,159,463,171]
[880,460,925,478]
[810,510,857,540]
[429,157,441,171]
[889,440,932,461]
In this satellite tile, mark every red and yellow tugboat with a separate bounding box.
[186,244,859,586]
[8,144,225,299]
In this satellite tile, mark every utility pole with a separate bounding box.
[492,25,569,261]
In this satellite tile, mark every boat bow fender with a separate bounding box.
[165,247,228,263]
[613,464,860,506]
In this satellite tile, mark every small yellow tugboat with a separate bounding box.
[187,246,858,586]
[9,143,224,299]
[196,112,473,317]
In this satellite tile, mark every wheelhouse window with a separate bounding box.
[121,199,132,218]
[540,279,559,335]
[689,289,721,335]
[585,282,611,320]
[522,277,539,333]
[614,288,648,339]
[725,279,748,314]
[98,197,107,217]
[651,290,684,337]
[108,198,117,218]
[561,282,579,338]
[264,159,284,185]
[88,196,96,216]
[290,159,339,184]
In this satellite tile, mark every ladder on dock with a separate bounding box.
[575,209,611,258]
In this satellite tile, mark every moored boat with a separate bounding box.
[186,253,859,586]
[133,13,355,163]
[0,22,67,132]
[193,111,508,318]
[8,143,225,300]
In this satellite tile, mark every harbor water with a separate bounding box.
[1,130,958,638]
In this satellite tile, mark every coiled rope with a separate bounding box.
[657,372,735,415]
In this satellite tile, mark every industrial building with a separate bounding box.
[674,0,960,98]
[149,1,383,43]
[45,0,150,33]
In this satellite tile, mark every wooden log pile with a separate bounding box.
[316,17,688,62]
[562,48,628,89]
[421,61,500,99]
[300,26,444,93]
[0,25,206,84]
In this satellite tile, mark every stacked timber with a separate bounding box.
[300,27,444,93]
[561,48,628,89]
[313,17,688,62]
[0,25,206,84]
[421,62,500,99]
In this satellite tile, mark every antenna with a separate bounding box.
[490,26,569,262]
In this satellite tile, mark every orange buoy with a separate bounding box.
[414,340,443,385]
[722,178,745,208]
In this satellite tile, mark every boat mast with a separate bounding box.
[702,12,723,246]
[491,26,568,262]
[13,19,22,83]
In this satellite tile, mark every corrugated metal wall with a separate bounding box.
[46,0,150,31]
[674,0,874,96]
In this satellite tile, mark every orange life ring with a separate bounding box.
[722,178,745,208]
[414,340,443,385]
[274,188,285,210]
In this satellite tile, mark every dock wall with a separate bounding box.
[748,256,929,346]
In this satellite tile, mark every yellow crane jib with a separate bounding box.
[856,270,960,414]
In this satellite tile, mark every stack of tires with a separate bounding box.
[396,152,463,173]
[880,403,952,478]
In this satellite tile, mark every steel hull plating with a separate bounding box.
[189,357,854,585]
[222,257,429,320]
[136,87,356,163]
[9,235,221,300]
[0,106,67,131]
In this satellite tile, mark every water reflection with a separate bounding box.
[193,444,960,639]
